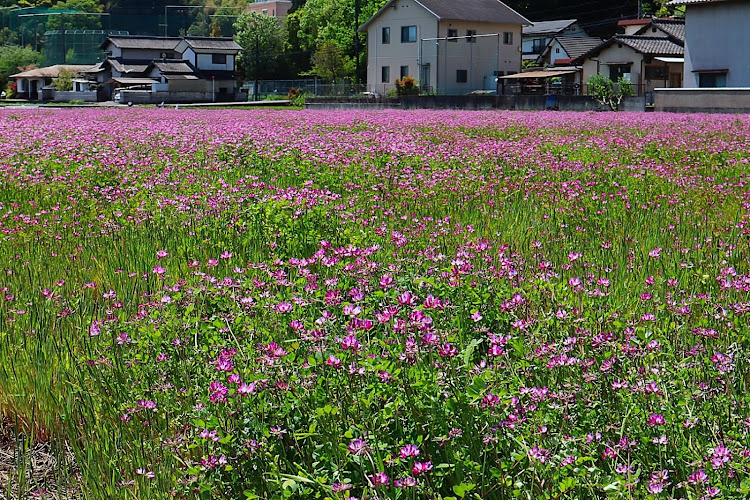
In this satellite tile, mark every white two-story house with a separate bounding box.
[359,0,531,95]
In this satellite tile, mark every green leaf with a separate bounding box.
[453,483,476,498]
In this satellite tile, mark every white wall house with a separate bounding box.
[539,36,602,66]
[667,0,750,87]
[359,0,530,95]
[86,35,242,101]
[522,19,584,63]
[574,35,684,95]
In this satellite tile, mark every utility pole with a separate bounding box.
[254,32,259,101]
[354,0,360,84]
[61,13,66,63]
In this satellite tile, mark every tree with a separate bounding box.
[46,0,104,31]
[0,45,41,93]
[233,12,286,84]
[291,0,385,82]
[307,40,350,81]
[53,66,75,90]
[588,74,634,111]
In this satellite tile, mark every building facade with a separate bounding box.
[360,0,530,95]
[668,0,750,87]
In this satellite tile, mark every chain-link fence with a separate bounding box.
[242,80,369,100]
[42,29,129,66]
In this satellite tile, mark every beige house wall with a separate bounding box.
[365,0,522,94]
[581,44,643,91]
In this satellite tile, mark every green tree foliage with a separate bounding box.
[306,39,350,81]
[290,0,385,81]
[0,44,40,92]
[52,65,74,90]
[588,74,634,111]
[46,0,104,31]
[233,11,286,83]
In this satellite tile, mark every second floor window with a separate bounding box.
[466,30,476,43]
[382,27,390,44]
[456,69,467,83]
[447,28,457,42]
[212,53,227,64]
[503,32,513,45]
[401,25,417,43]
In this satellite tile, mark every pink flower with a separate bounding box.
[156,250,169,259]
[648,414,666,427]
[347,439,368,455]
[370,472,390,487]
[399,444,420,458]
[326,354,342,368]
[412,461,432,475]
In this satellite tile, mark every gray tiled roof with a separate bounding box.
[555,36,603,59]
[572,35,684,64]
[524,19,577,36]
[616,35,684,55]
[151,61,196,74]
[109,60,149,74]
[417,0,531,24]
[103,36,181,50]
[360,0,530,30]
[183,37,242,51]
[652,20,685,41]
[637,19,685,42]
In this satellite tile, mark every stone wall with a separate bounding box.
[398,95,645,111]
[654,88,750,113]
[53,91,98,103]
[118,90,248,104]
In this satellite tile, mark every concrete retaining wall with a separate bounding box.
[306,97,401,110]
[118,90,248,104]
[54,91,98,102]
[654,88,750,113]
[305,95,645,112]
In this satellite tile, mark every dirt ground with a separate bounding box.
[0,419,80,500]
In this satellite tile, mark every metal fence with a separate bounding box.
[503,82,647,97]
[242,80,370,100]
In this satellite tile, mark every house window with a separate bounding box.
[503,32,513,44]
[645,65,667,80]
[456,69,467,83]
[382,27,390,44]
[262,8,268,15]
[212,53,227,64]
[401,25,417,43]
[447,28,458,42]
[555,48,560,54]
[400,65,409,79]
[381,66,390,83]
[493,70,504,77]
[609,64,631,81]
[532,38,544,53]
[466,30,476,43]
[699,72,727,88]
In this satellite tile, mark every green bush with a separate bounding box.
[394,76,420,96]
[588,74,634,111]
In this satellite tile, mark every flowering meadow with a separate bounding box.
[0,108,749,499]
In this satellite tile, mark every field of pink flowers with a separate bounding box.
[0,108,749,499]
